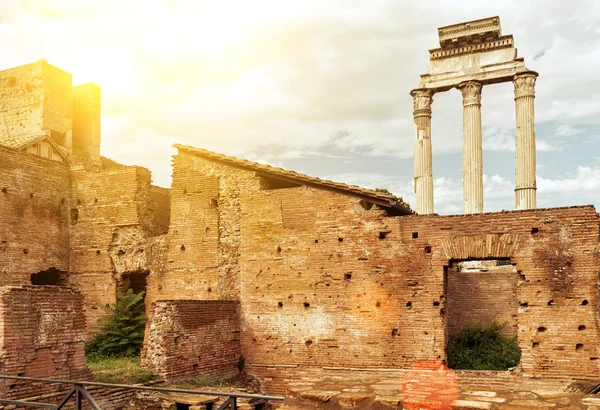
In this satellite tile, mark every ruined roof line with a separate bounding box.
[173,144,413,215]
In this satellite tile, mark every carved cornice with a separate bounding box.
[437,16,501,49]
[410,89,434,115]
[513,72,538,98]
[458,81,483,106]
[429,36,514,60]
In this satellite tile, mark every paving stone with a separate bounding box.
[583,399,600,406]
[374,395,402,408]
[299,390,340,404]
[452,399,492,409]
[508,399,555,407]
[336,392,374,407]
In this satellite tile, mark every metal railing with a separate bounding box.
[0,375,284,410]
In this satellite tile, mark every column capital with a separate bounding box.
[410,88,434,113]
[513,71,538,99]
[458,81,483,106]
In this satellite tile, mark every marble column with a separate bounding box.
[410,88,434,214]
[458,81,484,214]
[513,71,538,210]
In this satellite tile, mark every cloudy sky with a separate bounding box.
[1,0,599,214]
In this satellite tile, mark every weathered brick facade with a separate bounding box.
[142,300,241,381]
[0,286,91,398]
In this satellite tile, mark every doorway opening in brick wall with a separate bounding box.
[30,268,68,286]
[118,270,148,299]
[444,259,521,370]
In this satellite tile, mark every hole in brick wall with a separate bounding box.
[260,176,301,190]
[180,245,185,251]
[60,198,65,205]
[94,198,98,203]
[70,208,79,224]
[29,193,34,198]
[391,329,398,336]
[77,199,81,205]
[205,227,210,234]
[519,301,529,307]
[1,187,7,194]
[338,237,343,242]
[303,302,310,308]
[344,273,352,280]
[433,301,440,307]
[379,232,389,240]
[406,301,412,308]
[207,287,212,293]
[412,232,418,239]
[118,249,125,256]
[538,326,547,332]
[359,200,373,211]
[376,301,381,307]
[532,342,539,348]
[210,198,218,208]
[576,343,584,351]
[424,246,432,254]
[31,268,68,286]
[183,189,187,194]
[118,271,148,296]
[23,249,28,254]
[192,364,198,370]
[579,325,586,331]
[277,246,282,253]
[547,300,554,306]
[305,340,313,346]
[591,357,599,361]
[314,239,319,243]
[96,250,101,255]
[531,227,539,234]
[174,335,181,344]
[278,302,283,308]
[582,299,589,305]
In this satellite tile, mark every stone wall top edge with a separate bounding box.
[0,285,82,294]
[388,204,597,220]
[153,299,240,305]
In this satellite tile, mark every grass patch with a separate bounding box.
[176,377,230,390]
[86,354,157,384]
[446,321,521,370]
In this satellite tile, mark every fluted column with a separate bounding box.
[513,71,538,210]
[458,81,484,214]
[410,88,434,214]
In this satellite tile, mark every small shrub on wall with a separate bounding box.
[446,321,521,370]
[85,289,146,358]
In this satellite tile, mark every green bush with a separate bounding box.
[446,321,521,370]
[85,289,146,358]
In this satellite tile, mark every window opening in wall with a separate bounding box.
[118,271,149,300]
[30,268,68,286]
[259,175,301,190]
[444,259,521,370]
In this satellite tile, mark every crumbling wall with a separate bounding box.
[0,286,92,399]
[237,197,600,392]
[70,164,164,331]
[142,300,240,381]
[0,145,70,285]
[0,60,73,151]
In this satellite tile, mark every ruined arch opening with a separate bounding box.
[30,268,68,286]
[444,259,521,370]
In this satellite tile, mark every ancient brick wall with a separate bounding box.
[0,286,92,399]
[0,145,70,285]
[237,190,600,389]
[0,60,73,151]
[70,164,167,331]
[142,300,241,381]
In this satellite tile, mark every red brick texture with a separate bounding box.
[0,286,91,399]
[157,151,600,394]
[0,146,71,284]
[142,300,241,382]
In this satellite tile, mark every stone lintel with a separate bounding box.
[418,61,532,92]
[429,35,514,60]
[438,16,501,49]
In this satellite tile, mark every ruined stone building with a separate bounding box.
[1,17,600,401]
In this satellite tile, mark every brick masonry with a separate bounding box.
[142,300,241,381]
[153,150,600,395]
[0,285,91,399]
